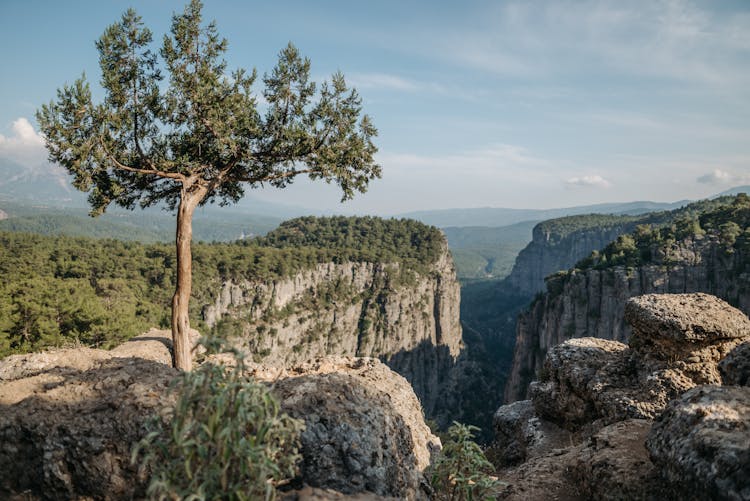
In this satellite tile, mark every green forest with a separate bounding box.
[0,216,443,358]
[539,194,750,298]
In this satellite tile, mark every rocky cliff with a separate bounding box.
[506,216,644,296]
[505,203,750,402]
[201,240,463,418]
[492,294,750,500]
[505,198,735,296]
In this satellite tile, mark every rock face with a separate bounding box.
[201,241,463,418]
[720,342,750,386]
[0,334,439,500]
[492,292,750,501]
[507,219,639,296]
[646,386,750,501]
[250,358,440,499]
[0,332,179,500]
[491,399,571,466]
[570,419,659,501]
[506,234,750,402]
[529,295,750,430]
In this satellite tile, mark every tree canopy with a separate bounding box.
[36,0,380,369]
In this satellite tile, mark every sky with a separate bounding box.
[1,0,749,215]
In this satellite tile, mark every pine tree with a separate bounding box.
[37,1,380,370]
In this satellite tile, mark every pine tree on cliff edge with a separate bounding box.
[37,1,380,370]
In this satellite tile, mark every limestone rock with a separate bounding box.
[626,294,750,386]
[625,293,750,343]
[720,341,750,386]
[491,399,572,466]
[250,357,439,500]
[646,385,750,501]
[571,419,660,501]
[0,347,178,499]
[506,233,750,404]
[529,337,641,428]
[109,327,203,364]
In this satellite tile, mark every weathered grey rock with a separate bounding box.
[0,347,178,499]
[492,399,572,466]
[627,294,750,387]
[720,341,750,386]
[1,339,440,500]
[626,293,750,343]
[250,357,440,500]
[505,232,750,403]
[528,294,750,430]
[529,337,639,428]
[646,385,750,501]
[571,419,660,501]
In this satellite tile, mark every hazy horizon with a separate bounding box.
[1,0,748,214]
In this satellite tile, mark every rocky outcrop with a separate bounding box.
[506,234,750,402]
[495,419,661,501]
[249,358,439,499]
[646,386,750,501]
[201,241,463,418]
[0,332,179,500]
[491,399,571,466]
[570,419,660,501]
[506,218,640,296]
[719,341,750,386]
[0,333,439,500]
[529,295,750,430]
[492,293,750,501]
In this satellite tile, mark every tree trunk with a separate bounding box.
[171,181,207,371]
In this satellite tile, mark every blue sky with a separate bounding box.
[1,0,749,214]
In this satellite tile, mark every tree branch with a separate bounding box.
[237,167,312,184]
[98,136,185,180]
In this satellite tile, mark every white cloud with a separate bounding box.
[0,117,46,165]
[423,0,750,89]
[696,168,749,185]
[565,175,612,189]
[347,73,420,92]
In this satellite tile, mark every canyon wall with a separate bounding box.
[201,241,463,416]
[505,234,750,402]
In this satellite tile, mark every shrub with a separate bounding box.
[430,422,504,500]
[132,341,304,500]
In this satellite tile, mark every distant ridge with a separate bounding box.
[398,200,690,228]
[714,185,750,198]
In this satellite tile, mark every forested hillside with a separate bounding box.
[0,216,443,357]
[0,201,282,242]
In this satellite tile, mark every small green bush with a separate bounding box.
[132,341,304,500]
[430,422,504,501]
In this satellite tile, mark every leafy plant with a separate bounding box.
[132,341,303,500]
[430,422,504,501]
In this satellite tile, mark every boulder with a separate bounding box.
[719,341,750,386]
[626,293,750,385]
[1,337,438,500]
[646,385,750,501]
[249,357,440,500]
[0,348,178,499]
[531,295,750,431]
[529,337,649,428]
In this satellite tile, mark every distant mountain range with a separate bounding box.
[397,200,694,228]
[2,155,748,232]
